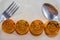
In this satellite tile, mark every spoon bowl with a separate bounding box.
[42,3,58,21]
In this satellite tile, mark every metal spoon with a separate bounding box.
[42,3,59,21]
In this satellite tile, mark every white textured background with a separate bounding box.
[0,0,60,40]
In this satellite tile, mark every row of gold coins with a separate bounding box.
[2,19,60,37]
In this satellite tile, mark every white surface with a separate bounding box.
[0,0,60,40]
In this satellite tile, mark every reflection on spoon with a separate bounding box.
[42,3,58,21]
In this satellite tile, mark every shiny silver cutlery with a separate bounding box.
[0,1,19,22]
[42,3,59,21]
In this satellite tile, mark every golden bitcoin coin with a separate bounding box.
[44,20,59,37]
[2,19,15,34]
[29,20,44,36]
[15,20,29,35]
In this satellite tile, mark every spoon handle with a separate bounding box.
[58,17,60,22]
[53,16,58,21]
